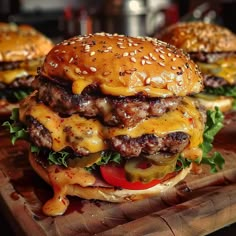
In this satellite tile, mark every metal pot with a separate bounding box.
[92,0,147,37]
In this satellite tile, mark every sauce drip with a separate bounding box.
[43,165,95,216]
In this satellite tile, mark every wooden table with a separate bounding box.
[0,111,236,236]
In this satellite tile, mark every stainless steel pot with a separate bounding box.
[92,0,147,37]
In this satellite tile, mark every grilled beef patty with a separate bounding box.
[33,77,182,127]
[25,116,190,158]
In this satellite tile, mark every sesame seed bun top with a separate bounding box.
[158,21,236,53]
[41,32,203,97]
[0,22,54,62]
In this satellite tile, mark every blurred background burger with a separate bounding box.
[158,21,236,112]
[0,22,53,117]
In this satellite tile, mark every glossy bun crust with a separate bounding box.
[158,22,236,53]
[0,22,54,62]
[41,32,203,97]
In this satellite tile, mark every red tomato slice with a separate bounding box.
[100,163,176,190]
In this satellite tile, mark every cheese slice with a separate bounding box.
[197,56,236,84]
[0,58,44,84]
[20,93,204,154]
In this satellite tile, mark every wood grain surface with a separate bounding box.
[0,111,236,236]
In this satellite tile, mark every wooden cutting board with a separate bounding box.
[0,111,236,236]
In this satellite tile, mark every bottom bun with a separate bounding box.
[196,94,234,113]
[29,152,191,203]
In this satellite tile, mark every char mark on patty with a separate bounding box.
[109,133,190,158]
[26,115,190,158]
[33,76,182,127]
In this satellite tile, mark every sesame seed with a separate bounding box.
[107,46,112,50]
[160,50,165,54]
[159,62,165,67]
[167,53,172,57]
[123,52,129,57]
[130,57,136,63]
[103,49,110,53]
[151,56,157,61]
[69,57,74,63]
[70,41,75,45]
[159,54,165,60]
[155,48,159,53]
[145,77,151,85]
[130,52,135,56]
[119,45,126,49]
[143,56,149,60]
[133,43,139,46]
[54,49,59,53]
[90,67,97,72]
[172,58,176,61]
[141,59,146,65]
[82,70,88,75]
[117,41,123,45]
[128,43,132,47]
[146,60,152,65]
[75,68,81,74]
[90,51,95,56]
[171,66,177,70]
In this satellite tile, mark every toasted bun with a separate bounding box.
[29,152,191,203]
[41,32,203,97]
[158,22,236,53]
[0,22,54,62]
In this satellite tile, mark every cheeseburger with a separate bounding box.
[158,21,236,112]
[0,22,53,116]
[6,33,224,216]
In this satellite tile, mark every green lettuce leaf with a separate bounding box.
[0,88,32,102]
[199,107,224,172]
[86,151,121,171]
[2,108,28,144]
[48,151,70,167]
[205,85,236,98]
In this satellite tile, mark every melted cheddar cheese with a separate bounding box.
[20,93,204,154]
[0,58,44,84]
[197,56,236,84]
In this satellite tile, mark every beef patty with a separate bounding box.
[33,77,182,127]
[25,116,190,158]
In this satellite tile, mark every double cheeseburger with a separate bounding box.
[12,33,222,216]
[158,21,236,112]
[0,22,53,116]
